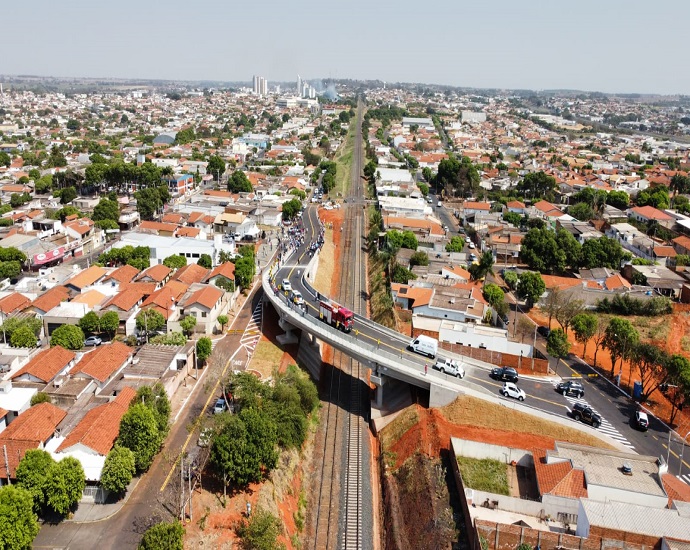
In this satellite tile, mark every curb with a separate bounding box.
[67,477,142,524]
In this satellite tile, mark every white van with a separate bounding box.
[408,335,438,359]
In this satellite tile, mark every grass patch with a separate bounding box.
[456,457,509,495]
[333,123,356,197]
[380,406,420,452]
[631,315,671,343]
[249,339,284,379]
[367,253,396,329]
[682,336,690,353]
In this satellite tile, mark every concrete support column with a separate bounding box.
[371,369,385,409]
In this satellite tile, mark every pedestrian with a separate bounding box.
[424,364,428,375]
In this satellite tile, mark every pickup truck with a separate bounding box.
[571,403,602,428]
[433,358,465,378]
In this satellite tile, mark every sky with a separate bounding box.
[2,0,689,95]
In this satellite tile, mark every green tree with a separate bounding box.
[571,313,598,359]
[603,317,639,378]
[134,186,169,221]
[163,254,187,269]
[60,186,77,204]
[93,198,120,222]
[569,202,595,221]
[217,314,229,332]
[228,170,252,193]
[666,354,690,424]
[45,457,86,516]
[78,311,101,335]
[196,337,212,364]
[207,155,226,180]
[135,383,171,439]
[631,342,669,400]
[50,324,85,350]
[0,485,40,549]
[547,328,571,375]
[100,446,136,495]
[436,155,480,198]
[520,228,566,273]
[180,315,197,338]
[503,270,518,290]
[281,198,302,220]
[234,256,255,289]
[518,171,557,200]
[607,190,629,210]
[10,325,38,348]
[409,251,429,267]
[100,311,120,337]
[236,508,286,550]
[0,152,10,167]
[468,251,495,281]
[198,254,212,269]
[139,521,185,550]
[516,271,546,307]
[136,309,166,333]
[117,403,161,472]
[30,392,51,406]
[483,284,505,308]
[16,449,55,512]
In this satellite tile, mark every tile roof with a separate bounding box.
[11,346,76,383]
[66,265,107,290]
[653,245,677,258]
[138,220,178,234]
[206,262,236,281]
[673,235,690,251]
[137,264,171,283]
[506,200,526,209]
[175,227,201,238]
[30,286,71,313]
[383,216,445,236]
[57,387,136,456]
[0,292,31,315]
[173,263,209,285]
[71,289,106,308]
[533,200,564,217]
[540,275,583,290]
[103,264,140,284]
[0,402,66,445]
[70,341,133,383]
[141,285,183,319]
[463,201,491,210]
[182,285,223,310]
[662,473,690,506]
[103,287,147,312]
[64,218,94,235]
[629,205,673,221]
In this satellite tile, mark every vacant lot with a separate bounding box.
[456,457,509,495]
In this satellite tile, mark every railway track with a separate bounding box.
[310,101,367,550]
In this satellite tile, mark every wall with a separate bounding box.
[587,483,668,510]
[468,489,544,517]
[541,494,580,523]
[451,438,533,467]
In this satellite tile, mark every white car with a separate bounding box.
[281,279,292,292]
[468,242,475,249]
[502,382,525,401]
[290,290,304,305]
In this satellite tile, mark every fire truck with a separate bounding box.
[318,299,354,332]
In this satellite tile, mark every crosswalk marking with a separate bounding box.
[553,383,636,450]
[678,474,690,485]
[240,302,263,354]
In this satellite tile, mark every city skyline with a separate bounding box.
[2,0,690,95]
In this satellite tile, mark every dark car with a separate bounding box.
[571,402,602,428]
[537,326,551,338]
[556,380,584,398]
[634,410,649,431]
[490,366,518,383]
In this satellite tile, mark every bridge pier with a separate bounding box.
[370,369,386,409]
[277,315,299,345]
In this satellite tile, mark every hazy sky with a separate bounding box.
[2,0,688,95]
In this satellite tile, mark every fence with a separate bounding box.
[82,485,108,504]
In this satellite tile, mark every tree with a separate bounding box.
[93,198,119,222]
[100,446,136,495]
[139,521,185,550]
[234,256,255,289]
[556,229,582,270]
[591,316,609,368]
[228,170,252,193]
[580,237,626,270]
[469,251,495,281]
[666,355,690,424]
[134,186,169,221]
[117,403,161,472]
[281,198,302,220]
[198,254,212,269]
[30,391,51,406]
[631,342,669,400]
[0,152,10,167]
[518,171,557,200]
[0,486,39,549]
[547,329,571,375]
[217,314,229,332]
[516,272,546,307]
[207,155,226,181]
[60,186,77,204]
[554,297,585,335]
[603,317,639,378]
[503,270,518,290]
[445,236,465,252]
[196,337,212,364]
[78,311,101,334]
[569,202,595,222]
[483,284,504,308]
[50,324,85,350]
[409,251,429,267]
[607,190,630,210]
[180,315,197,338]
[163,254,187,269]
[136,309,166,333]
[16,449,55,513]
[236,508,286,550]
[135,383,171,439]
[571,313,598,360]
[10,325,37,348]
[45,457,86,516]
[100,311,120,337]
[520,228,566,274]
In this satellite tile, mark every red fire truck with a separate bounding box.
[319,299,354,332]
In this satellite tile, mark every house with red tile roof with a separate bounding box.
[138,220,178,236]
[11,346,76,385]
[628,205,674,227]
[141,283,188,320]
[391,283,434,310]
[673,235,690,256]
[136,264,172,287]
[27,285,71,315]
[177,284,227,334]
[0,402,67,479]
[205,262,236,285]
[0,292,31,315]
[532,200,566,226]
[103,264,140,285]
[56,386,136,458]
[65,265,107,292]
[70,341,133,391]
[172,263,209,285]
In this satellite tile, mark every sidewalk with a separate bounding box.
[67,477,140,523]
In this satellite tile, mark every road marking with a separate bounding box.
[468,375,567,408]
[678,474,690,485]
